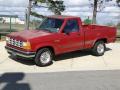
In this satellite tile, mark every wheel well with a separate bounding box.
[93,38,107,48]
[96,38,107,43]
[36,46,55,55]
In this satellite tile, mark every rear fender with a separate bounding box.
[92,37,107,48]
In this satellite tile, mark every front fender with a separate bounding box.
[33,41,58,55]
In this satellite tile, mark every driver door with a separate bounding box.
[59,19,84,53]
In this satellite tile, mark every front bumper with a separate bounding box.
[5,46,36,58]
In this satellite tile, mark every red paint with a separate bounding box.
[6,15,117,55]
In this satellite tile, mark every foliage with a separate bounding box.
[89,0,112,12]
[116,0,120,7]
[31,11,45,18]
[89,0,112,24]
[47,0,65,15]
[0,18,3,21]
[32,0,65,16]
[117,22,120,30]
[34,0,46,3]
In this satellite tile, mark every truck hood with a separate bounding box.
[8,30,52,40]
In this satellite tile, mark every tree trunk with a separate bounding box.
[26,0,32,30]
[92,0,98,24]
[55,10,61,15]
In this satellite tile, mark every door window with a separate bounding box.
[63,20,79,33]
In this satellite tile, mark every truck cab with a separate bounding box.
[5,15,116,67]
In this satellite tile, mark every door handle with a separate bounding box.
[54,40,60,42]
[77,34,80,36]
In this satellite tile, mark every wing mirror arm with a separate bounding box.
[63,31,70,35]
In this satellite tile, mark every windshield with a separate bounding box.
[37,18,64,32]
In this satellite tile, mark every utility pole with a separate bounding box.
[10,16,12,32]
[26,0,32,30]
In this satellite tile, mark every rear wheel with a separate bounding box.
[35,48,54,67]
[92,41,106,56]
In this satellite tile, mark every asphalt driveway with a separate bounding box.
[0,41,120,73]
[1,70,120,90]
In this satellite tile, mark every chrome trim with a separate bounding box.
[5,46,35,58]
[7,50,35,58]
[5,46,35,54]
[7,37,23,48]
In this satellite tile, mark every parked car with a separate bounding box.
[5,15,116,66]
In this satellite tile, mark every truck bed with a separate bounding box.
[83,24,116,49]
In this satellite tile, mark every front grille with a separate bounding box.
[8,38,23,48]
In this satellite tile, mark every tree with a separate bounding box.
[26,0,65,29]
[89,0,112,24]
[33,0,65,15]
[0,18,3,21]
[47,0,65,15]
[117,22,120,28]
[116,0,120,7]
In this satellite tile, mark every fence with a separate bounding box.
[0,15,42,40]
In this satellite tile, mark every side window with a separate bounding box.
[63,20,79,33]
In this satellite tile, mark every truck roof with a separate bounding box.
[47,15,80,19]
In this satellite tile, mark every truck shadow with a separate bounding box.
[9,48,112,66]
[0,73,31,90]
[56,50,91,61]
[56,48,112,61]
[9,56,35,66]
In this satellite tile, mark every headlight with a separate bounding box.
[6,37,10,44]
[22,41,31,50]
[6,37,10,41]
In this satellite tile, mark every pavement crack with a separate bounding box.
[70,58,74,69]
[102,56,108,67]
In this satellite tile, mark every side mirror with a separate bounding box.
[66,32,70,35]
[63,30,70,35]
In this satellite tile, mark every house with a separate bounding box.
[0,15,25,24]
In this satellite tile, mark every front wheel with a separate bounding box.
[91,41,106,56]
[35,48,53,67]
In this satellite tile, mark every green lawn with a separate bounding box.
[0,23,35,40]
[0,23,25,32]
[0,23,35,32]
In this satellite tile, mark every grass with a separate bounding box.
[0,23,35,32]
[0,23,35,41]
[0,23,25,32]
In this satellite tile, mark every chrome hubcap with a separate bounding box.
[40,51,51,64]
[97,44,104,54]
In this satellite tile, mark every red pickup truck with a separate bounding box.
[5,15,116,66]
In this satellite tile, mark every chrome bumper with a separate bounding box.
[5,46,36,58]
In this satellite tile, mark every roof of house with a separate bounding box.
[0,15,18,18]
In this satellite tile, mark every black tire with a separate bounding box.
[91,41,106,56]
[35,48,54,67]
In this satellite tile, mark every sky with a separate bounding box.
[0,0,120,24]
